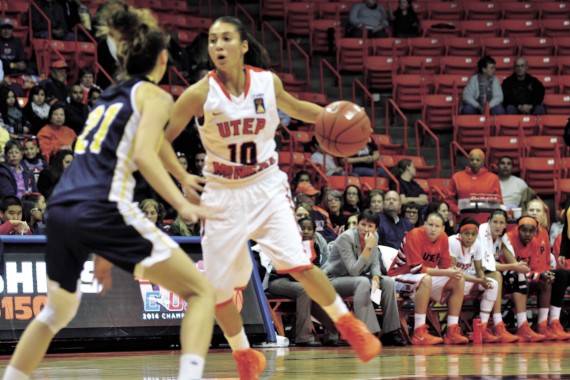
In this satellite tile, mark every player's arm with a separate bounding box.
[273,73,322,124]
[164,77,208,143]
[134,83,207,221]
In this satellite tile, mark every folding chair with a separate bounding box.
[422,94,457,132]
[364,56,398,93]
[518,37,555,57]
[400,56,440,75]
[534,75,558,95]
[525,56,557,75]
[539,2,570,21]
[541,19,570,38]
[524,136,564,158]
[392,74,433,111]
[421,20,462,38]
[440,56,477,75]
[370,37,410,57]
[539,115,569,138]
[485,136,524,173]
[453,115,490,152]
[427,1,465,21]
[336,38,368,72]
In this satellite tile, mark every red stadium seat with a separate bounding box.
[500,20,540,37]
[483,37,518,56]
[371,134,405,156]
[409,37,446,56]
[493,56,516,77]
[540,115,569,137]
[427,1,465,21]
[518,37,555,57]
[393,155,437,179]
[392,74,433,111]
[422,94,457,131]
[284,2,315,38]
[539,2,570,20]
[485,136,524,172]
[364,56,398,92]
[557,57,570,76]
[440,56,477,75]
[524,56,557,76]
[554,37,570,57]
[453,115,491,152]
[370,38,410,57]
[261,0,285,18]
[543,94,570,115]
[501,2,539,20]
[493,115,539,137]
[309,19,341,56]
[521,157,560,196]
[541,19,570,38]
[462,21,501,38]
[534,75,559,95]
[336,38,368,72]
[524,136,565,158]
[446,37,483,57]
[433,74,470,95]
[427,178,452,201]
[465,2,501,21]
[421,20,462,38]
[400,56,440,75]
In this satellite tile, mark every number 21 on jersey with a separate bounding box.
[75,103,123,154]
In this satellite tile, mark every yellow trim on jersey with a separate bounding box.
[120,144,136,202]
[126,202,174,250]
[156,131,165,153]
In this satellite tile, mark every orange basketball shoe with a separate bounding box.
[537,321,558,341]
[494,322,519,343]
[481,323,500,343]
[444,324,469,345]
[410,324,444,346]
[233,348,266,380]
[517,321,546,342]
[548,320,570,341]
[335,312,381,362]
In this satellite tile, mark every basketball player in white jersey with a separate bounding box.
[166,16,381,380]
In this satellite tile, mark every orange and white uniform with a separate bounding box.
[198,66,312,304]
[388,227,453,303]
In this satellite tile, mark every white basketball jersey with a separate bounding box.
[198,66,280,183]
[449,234,482,276]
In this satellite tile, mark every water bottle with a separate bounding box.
[472,318,483,344]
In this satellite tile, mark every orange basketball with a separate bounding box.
[314,101,372,157]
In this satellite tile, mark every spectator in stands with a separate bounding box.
[61,0,83,35]
[37,149,73,199]
[388,0,420,37]
[167,29,191,82]
[0,140,38,199]
[87,87,101,112]
[447,148,503,223]
[139,198,168,231]
[65,84,89,134]
[502,57,546,116]
[324,189,347,235]
[476,209,524,343]
[309,137,344,176]
[325,209,407,346]
[41,60,69,105]
[22,137,47,183]
[0,18,27,77]
[296,182,337,242]
[37,103,77,162]
[461,56,505,116]
[21,192,46,235]
[343,139,387,178]
[78,67,100,104]
[169,214,200,237]
[367,189,384,214]
[449,218,500,343]
[503,217,550,342]
[22,86,50,135]
[32,0,74,40]
[388,212,468,345]
[379,189,413,249]
[342,184,363,215]
[295,202,312,221]
[390,158,428,207]
[177,152,189,173]
[402,202,421,228]
[292,170,312,195]
[268,217,337,347]
[498,156,529,211]
[348,0,390,38]
[0,195,31,235]
[427,200,455,236]
[193,151,206,177]
[0,87,25,134]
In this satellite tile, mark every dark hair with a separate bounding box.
[426,200,449,217]
[97,7,169,78]
[459,217,479,229]
[27,86,46,106]
[425,211,445,225]
[343,185,363,202]
[367,189,385,205]
[0,88,21,123]
[0,195,22,213]
[477,55,496,74]
[79,66,95,79]
[298,216,316,231]
[293,170,312,189]
[357,208,379,227]
[51,149,74,177]
[391,159,413,179]
[344,212,359,230]
[211,16,271,70]
[498,156,514,164]
[88,87,102,99]
[4,139,23,154]
[48,103,66,122]
[489,209,508,223]
[402,202,421,226]
[21,193,42,225]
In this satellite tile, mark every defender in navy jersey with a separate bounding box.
[166,16,381,379]
[4,8,214,380]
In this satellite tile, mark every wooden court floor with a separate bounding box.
[1,343,570,379]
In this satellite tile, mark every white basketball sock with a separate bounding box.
[178,354,205,380]
[322,295,350,323]
[414,314,426,330]
[516,312,527,327]
[3,365,29,380]
[225,328,250,351]
[493,313,503,326]
[549,306,562,323]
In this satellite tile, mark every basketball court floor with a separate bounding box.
[1,343,569,379]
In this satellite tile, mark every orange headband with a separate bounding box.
[460,223,479,233]
[470,148,485,160]
[518,216,538,228]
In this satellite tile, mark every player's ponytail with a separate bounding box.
[214,16,271,70]
[97,7,169,79]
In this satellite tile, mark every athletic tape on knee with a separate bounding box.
[36,280,82,334]
[480,278,498,312]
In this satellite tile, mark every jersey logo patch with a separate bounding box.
[254,97,265,114]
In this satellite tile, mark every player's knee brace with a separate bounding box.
[36,280,82,334]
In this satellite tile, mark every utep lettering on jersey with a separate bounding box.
[422,252,441,263]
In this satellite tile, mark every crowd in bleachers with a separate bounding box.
[0,0,569,348]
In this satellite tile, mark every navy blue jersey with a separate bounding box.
[50,77,153,205]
